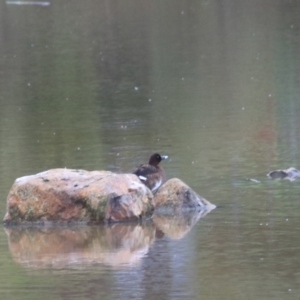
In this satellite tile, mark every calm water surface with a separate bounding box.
[1,0,300,299]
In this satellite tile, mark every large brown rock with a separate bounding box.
[3,169,154,225]
[153,178,215,212]
[3,169,215,225]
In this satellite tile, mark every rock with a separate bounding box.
[3,170,215,225]
[3,169,153,225]
[267,167,300,181]
[153,178,216,212]
[105,190,153,222]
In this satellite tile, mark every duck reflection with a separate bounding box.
[5,208,214,269]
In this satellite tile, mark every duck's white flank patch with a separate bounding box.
[138,175,147,181]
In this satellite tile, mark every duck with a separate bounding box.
[133,153,168,192]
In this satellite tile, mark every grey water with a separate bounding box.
[1,0,300,299]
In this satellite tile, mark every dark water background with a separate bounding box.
[1,0,300,299]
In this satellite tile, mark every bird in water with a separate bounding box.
[133,153,168,192]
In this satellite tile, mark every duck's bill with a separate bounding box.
[161,155,168,160]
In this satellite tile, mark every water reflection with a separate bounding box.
[6,1,51,6]
[153,209,211,240]
[5,223,154,269]
[5,209,212,269]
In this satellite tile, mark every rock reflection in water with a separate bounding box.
[5,224,155,269]
[5,209,213,269]
[152,209,210,240]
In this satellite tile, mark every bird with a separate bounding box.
[133,153,168,192]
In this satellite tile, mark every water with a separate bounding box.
[1,0,300,299]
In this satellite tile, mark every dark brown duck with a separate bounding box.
[133,153,168,192]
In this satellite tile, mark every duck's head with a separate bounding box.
[148,153,168,166]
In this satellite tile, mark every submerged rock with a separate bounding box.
[246,178,261,183]
[267,167,300,181]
